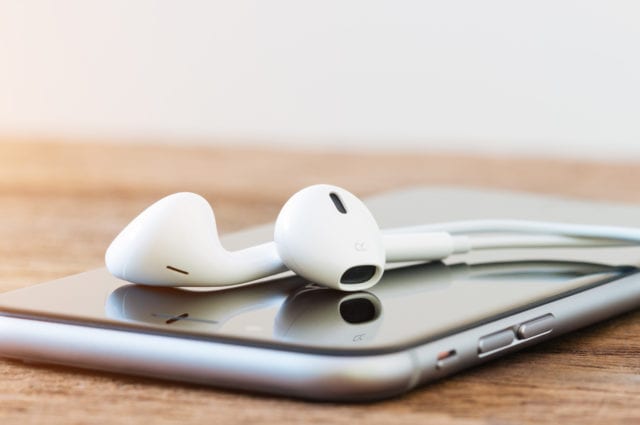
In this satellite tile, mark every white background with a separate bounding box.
[1,1,639,159]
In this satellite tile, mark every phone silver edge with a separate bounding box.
[1,271,639,401]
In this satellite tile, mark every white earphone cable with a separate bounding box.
[461,234,633,251]
[384,219,640,244]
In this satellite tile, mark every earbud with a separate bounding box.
[105,192,288,287]
[273,185,385,291]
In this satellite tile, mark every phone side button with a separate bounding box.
[517,314,555,340]
[478,329,515,354]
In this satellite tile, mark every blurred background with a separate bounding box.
[1,0,639,159]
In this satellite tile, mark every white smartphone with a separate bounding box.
[1,187,639,401]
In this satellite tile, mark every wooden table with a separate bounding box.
[0,141,638,424]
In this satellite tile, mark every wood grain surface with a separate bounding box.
[0,140,638,425]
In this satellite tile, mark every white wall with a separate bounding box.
[1,1,639,159]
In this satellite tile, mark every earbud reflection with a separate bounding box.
[105,278,302,331]
[274,287,383,344]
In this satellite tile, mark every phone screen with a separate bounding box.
[0,260,633,354]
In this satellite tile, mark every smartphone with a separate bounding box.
[1,187,639,401]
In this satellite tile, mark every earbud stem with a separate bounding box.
[227,242,289,284]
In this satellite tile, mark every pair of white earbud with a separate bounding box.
[106,184,639,291]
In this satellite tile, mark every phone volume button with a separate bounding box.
[478,329,515,354]
[517,314,555,340]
